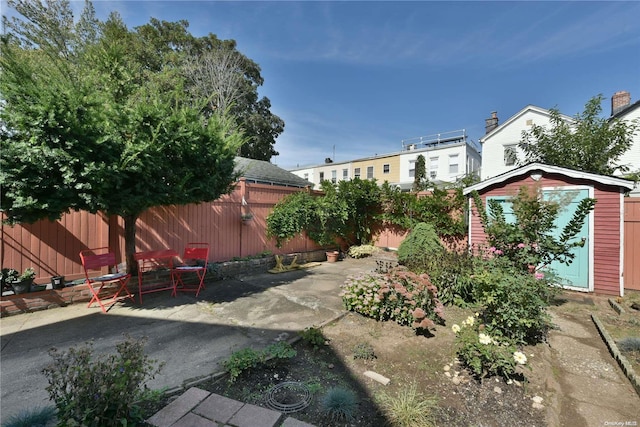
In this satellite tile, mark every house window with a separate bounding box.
[342,168,348,180]
[319,171,324,181]
[429,157,438,179]
[409,159,416,178]
[303,173,309,181]
[367,166,374,179]
[504,144,517,166]
[354,168,361,179]
[383,164,390,174]
[449,154,459,175]
[331,170,337,183]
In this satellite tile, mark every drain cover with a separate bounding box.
[265,381,312,413]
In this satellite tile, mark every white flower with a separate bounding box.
[463,316,475,327]
[513,351,527,365]
[478,333,492,345]
[452,324,461,334]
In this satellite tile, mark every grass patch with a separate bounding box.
[376,382,438,427]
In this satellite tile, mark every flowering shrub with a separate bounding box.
[341,268,444,332]
[347,244,380,259]
[453,316,528,380]
[472,256,557,345]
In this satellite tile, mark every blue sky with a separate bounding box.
[3,1,640,170]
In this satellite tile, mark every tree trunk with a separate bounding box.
[124,214,138,275]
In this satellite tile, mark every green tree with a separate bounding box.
[412,154,426,191]
[266,178,380,248]
[519,95,638,175]
[182,33,284,160]
[1,1,243,272]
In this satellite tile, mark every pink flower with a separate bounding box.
[419,318,435,329]
[412,307,426,319]
[534,272,544,280]
[495,249,504,255]
[517,243,526,249]
[488,247,496,253]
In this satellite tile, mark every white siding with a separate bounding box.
[616,106,640,176]
[479,107,558,180]
[399,143,480,185]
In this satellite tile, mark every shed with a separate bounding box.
[463,163,635,296]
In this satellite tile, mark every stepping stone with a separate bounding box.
[147,387,210,427]
[228,402,283,427]
[194,393,244,424]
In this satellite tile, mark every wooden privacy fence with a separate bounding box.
[0,179,324,284]
[624,198,640,291]
[2,184,639,292]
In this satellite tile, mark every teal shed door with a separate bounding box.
[542,189,590,289]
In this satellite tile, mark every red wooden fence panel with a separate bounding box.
[1,180,325,286]
[1,210,109,283]
[624,198,640,291]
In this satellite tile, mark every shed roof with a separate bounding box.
[463,162,635,195]
[235,157,311,188]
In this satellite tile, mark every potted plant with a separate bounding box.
[326,251,340,263]
[51,275,66,289]
[10,267,37,294]
[1,268,19,293]
[241,213,254,222]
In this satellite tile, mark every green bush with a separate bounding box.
[452,316,528,380]
[473,257,557,345]
[321,387,358,422]
[298,326,326,349]
[423,248,479,306]
[223,341,296,382]
[341,268,445,332]
[224,347,263,382]
[397,222,443,270]
[42,335,163,427]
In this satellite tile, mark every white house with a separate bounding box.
[289,129,481,190]
[479,91,640,186]
[610,91,640,176]
[287,166,315,186]
[478,106,572,181]
[398,133,481,189]
[290,160,352,189]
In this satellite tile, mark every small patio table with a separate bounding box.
[134,249,179,304]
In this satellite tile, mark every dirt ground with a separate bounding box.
[196,305,548,426]
[186,290,640,427]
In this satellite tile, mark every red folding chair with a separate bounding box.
[80,248,134,313]
[171,243,209,297]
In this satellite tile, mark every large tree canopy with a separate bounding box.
[519,95,638,175]
[0,0,245,271]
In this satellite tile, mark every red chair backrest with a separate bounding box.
[80,248,117,277]
[183,243,209,265]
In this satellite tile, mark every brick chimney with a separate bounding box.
[485,111,499,134]
[611,91,631,116]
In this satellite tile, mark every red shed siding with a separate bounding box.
[592,189,622,295]
[467,173,625,295]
